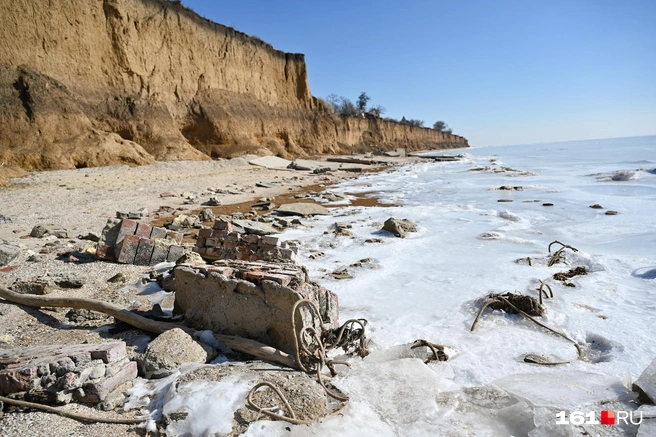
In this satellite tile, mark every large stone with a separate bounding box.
[635,356,656,403]
[174,260,338,355]
[276,203,330,217]
[30,225,48,238]
[139,328,212,379]
[0,242,20,266]
[382,217,418,238]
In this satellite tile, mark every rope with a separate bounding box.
[245,298,364,424]
[470,293,582,365]
[537,280,554,305]
[411,339,448,363]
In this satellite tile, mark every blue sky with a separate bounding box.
[181,0,655,147]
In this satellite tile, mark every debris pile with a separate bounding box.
[194,219,299,263]
[95,218,185,265]
[174,260,339,355]
[0,341,137,407]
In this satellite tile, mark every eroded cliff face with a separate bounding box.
[0,0,467,176]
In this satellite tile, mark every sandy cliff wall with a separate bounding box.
[0,0,467,176]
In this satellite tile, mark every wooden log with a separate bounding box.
[0,285,299,370]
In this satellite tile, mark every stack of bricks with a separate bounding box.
[0,342,137,405]
[194,220,299,263]
[96,218,186,265]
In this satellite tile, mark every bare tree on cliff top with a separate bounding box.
[369,104,386,118]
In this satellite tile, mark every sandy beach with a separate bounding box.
[0,153,419,436]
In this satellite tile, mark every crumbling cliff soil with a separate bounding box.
[0,0,468,176]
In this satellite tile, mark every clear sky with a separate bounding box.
[181,0,655,147]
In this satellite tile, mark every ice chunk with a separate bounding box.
[494,371,630,410]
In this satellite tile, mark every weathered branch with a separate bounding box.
[0,284,298,369]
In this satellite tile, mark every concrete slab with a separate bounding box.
[276,203,330,216]
[174,260,339,355]
[289,159,340,171]
[248,156,292,169]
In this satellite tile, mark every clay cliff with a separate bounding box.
[0,0,468,180]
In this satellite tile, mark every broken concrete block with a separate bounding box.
[0,242,20,266]
[166,230,183,244]
[166,244,186,263]
[276,203,330,217]
[174,260,338,355]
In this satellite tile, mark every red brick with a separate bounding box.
[198,228,213,238]
[134,238,155,265]
[213,220,232,232]
[226,232,241,242]
[242,234,259,244]
[149,227,167,240]
[195,236,206,248]
[135,223,152,238]
[223,240,237,250]
[243,271,266,284]
[211,229,229,239]
[205,238,218,248]
[262,273,291,287]
[115,219,137,246]
[236,251,250,261]
[260,236,280,247]
[115,235,140,264]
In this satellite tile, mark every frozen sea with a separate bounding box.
[133,136,656,436]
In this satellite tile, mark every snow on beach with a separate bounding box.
[133,136,656,436]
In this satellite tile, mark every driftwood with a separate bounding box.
[0,285,298,370]
[0,395,146,424]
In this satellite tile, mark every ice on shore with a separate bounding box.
[139,136,656,436]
